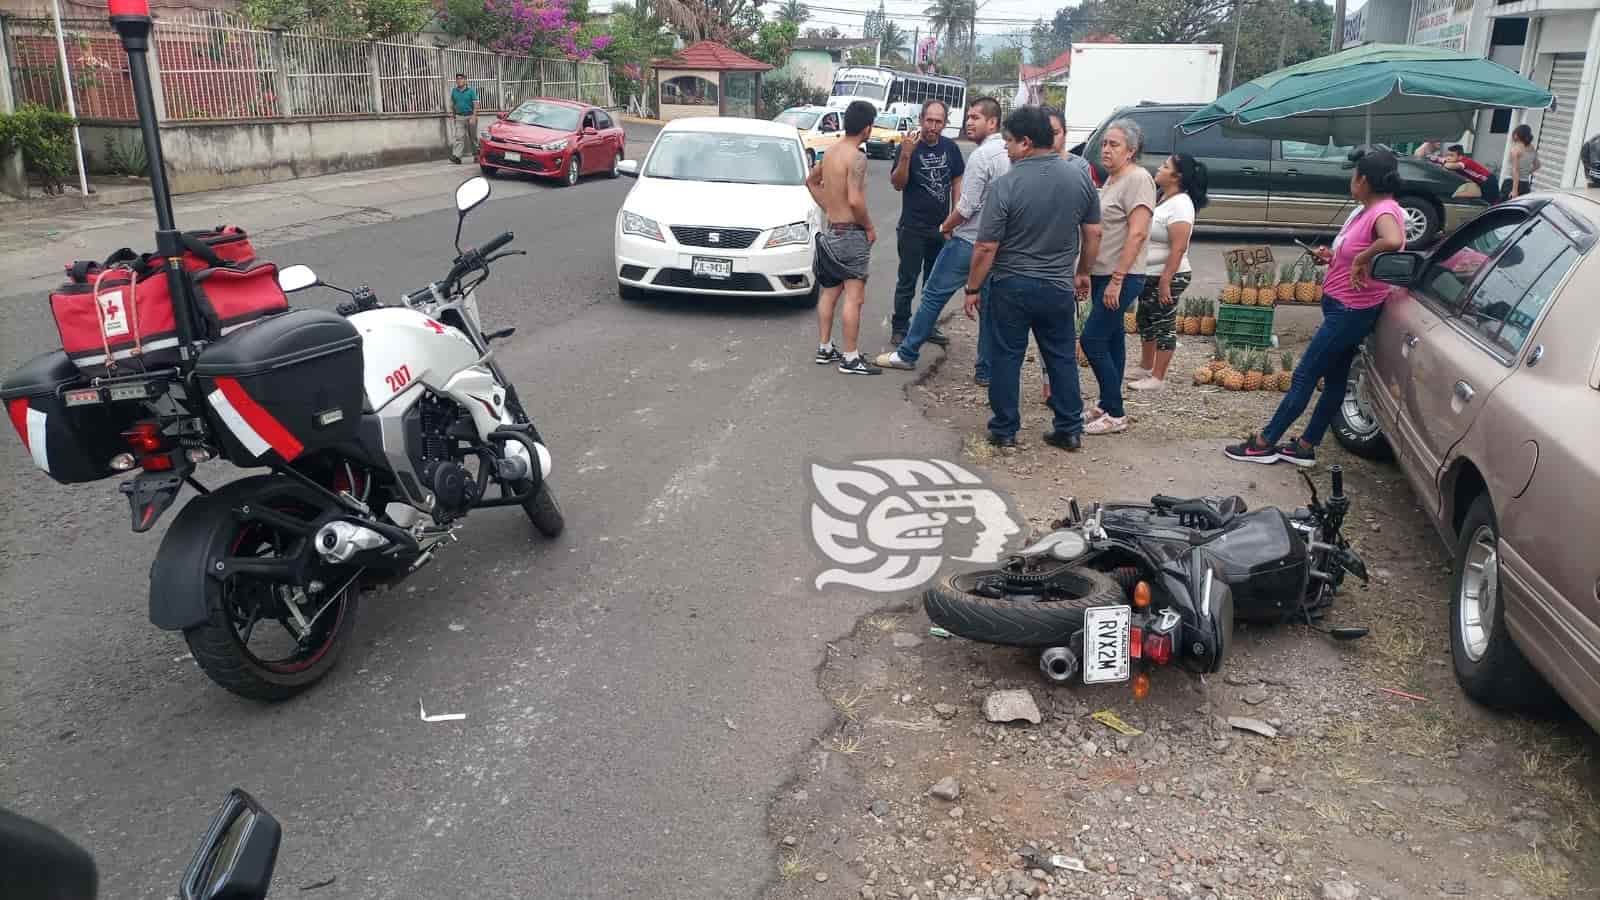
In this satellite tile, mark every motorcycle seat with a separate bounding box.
[1148,494,1249,530]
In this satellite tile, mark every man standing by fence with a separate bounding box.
[449,73,480,164]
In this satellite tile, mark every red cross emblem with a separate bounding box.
[102,299,121,320]
[424,319,446,334]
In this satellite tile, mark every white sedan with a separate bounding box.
[615,117,821,302]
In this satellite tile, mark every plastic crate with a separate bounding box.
[1215,303,1276,349]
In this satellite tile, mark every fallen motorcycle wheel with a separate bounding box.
[522,483,565,538]
[182,494,362,702]
[924,566,1126,647]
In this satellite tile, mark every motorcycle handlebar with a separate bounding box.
[1330,465,1344,498]
[481,231,515,256]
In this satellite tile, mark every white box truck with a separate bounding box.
[1061,43,1225,150]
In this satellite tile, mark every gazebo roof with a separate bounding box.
[656,41,774,72]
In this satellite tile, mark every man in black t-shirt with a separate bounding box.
[887,100,965,346]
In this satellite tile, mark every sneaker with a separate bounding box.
[815,345,843,365]
[1275,437,1317,468]
[1129,366,1152,380]
[1223,434,1279,464]
[449,155,461,164]
[928,327,950,347]
[1041,430,1082,451]
[874,351,915,370]
[838,355,882,375]
[1084,414,1128,435]
[1128,376,1166,392]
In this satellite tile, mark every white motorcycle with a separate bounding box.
[3,176,560,701]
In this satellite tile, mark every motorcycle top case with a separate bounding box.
[2,350,144,484]
[192,309,364,467]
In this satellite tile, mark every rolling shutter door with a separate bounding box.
[1534,54,1585,191]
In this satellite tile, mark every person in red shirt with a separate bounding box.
[1442,144,1499,202]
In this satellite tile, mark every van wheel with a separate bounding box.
[1449,495,1561,713]
[1332,357,1392,460]
[1398,195,1441,248]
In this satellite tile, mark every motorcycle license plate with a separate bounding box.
[503,151,522,162]
[1082,605,1132,684]
[692,257,733,280]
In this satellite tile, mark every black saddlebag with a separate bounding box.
[2,350,144,484]
[193,309,364,467]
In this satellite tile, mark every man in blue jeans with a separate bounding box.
[963,105,1101,449]
[874,97,1009,376]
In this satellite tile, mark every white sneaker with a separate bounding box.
[1128,376,1166,391]
[1084,414,1128,435]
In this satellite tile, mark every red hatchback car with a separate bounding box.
[477,97,626,186]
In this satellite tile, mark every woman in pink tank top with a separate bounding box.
[1224,148,1407,467]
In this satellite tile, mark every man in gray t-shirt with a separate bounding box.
[963,106,1102,449]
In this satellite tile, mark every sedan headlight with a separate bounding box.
[622,210,664,242]
[765,222,810,249]
[538,139,570,152]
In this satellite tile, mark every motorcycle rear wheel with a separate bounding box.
[182,495,362,702]
[924,566,1126,647]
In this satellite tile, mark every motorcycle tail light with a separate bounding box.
[1133,580,1151,609]
[121,421,165,454]
[1130,626,1143,660]
[141,453,174,472]
[1131,672,1151,701]
[1143,631,1173,666]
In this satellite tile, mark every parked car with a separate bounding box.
[1078,103,1490,247]
[477,97,625,186]
[1334,190,1600,731]
[613,117,821,302]
[865,112,915,159]
[774,105,846,165]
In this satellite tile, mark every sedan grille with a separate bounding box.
[670,226,761,250]
[653,269,773,292]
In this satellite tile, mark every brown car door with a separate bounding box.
[1376,208,1529,512]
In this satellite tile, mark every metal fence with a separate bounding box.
[1,9,614,123]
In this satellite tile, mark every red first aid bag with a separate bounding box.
[49,226,287,376]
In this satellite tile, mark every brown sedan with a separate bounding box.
[1332,189,1600,729]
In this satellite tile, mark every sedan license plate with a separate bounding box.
[1082,605,1132,684]
[502,151,522,162]
[692,257,733,280]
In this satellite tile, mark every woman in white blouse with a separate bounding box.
[1129,152,1207,391]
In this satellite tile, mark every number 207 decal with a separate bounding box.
[385,365,413,394]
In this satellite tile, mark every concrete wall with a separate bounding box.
[77,113,452,194]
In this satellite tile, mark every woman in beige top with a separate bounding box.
[1079,118,1156,435]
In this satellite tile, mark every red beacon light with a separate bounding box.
[108,0,151,18]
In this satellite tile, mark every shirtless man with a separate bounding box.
[808,99,881,375]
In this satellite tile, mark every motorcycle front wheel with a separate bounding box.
[522,483,565,538]
[924,566,1125,647]
[181,491,362,702]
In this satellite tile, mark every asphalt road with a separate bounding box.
[0,128,965,898]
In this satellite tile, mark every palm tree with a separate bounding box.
[923,0,975,66]
[878,20,909,63]
[777,0,810,26]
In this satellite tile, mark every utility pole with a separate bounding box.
[1225,0,1243,91]
[1331,0,1346,52]
[1276,0,1289,69]
[913,25,920,72]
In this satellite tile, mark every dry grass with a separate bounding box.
[831,687,871,722]
[778,845,814,880]
[961,433,997,463]
[864,614,900,633]
[1310,794,1350,826]
[1497,847,1571,898]
[822,734,864,754]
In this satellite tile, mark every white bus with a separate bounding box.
[826,66,967,140]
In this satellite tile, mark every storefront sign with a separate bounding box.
[1413,0,1474,52]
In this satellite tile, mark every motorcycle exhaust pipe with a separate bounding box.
[1039,646,1079,683]
[315,520,392,564]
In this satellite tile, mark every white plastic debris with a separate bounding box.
[419,700,465,722]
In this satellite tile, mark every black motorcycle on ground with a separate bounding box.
[925,468,1369,695]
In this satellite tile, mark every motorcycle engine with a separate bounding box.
[413,393,479,519]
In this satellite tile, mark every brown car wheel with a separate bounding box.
[1448,494,1562,713]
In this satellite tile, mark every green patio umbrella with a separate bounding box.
[1179,43,1555,145]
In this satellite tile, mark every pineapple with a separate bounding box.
[1124,310,1137,334]
[1182,299,1201,335]
[1243,352,1264,392]
[1076,301,1091,367]
[1277,263,1296,303]
[1221,264,1242,304]
[1295,259,1318,304]
[1200,298,1216,336]
[1193,362,1214,385]
[1257,271,1276,307]
[1278,352,1295,391]
[1240,269,1258,305]
[1313,265,1325,300]
[1222,351,1245,391]
[1208,343,1230,375]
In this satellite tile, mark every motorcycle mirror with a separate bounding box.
[276,264,319,294]
[179,789,281,900]
[453,176,491,252]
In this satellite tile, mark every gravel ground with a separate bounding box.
[763,301,1600,900]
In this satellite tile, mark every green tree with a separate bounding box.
[1210,0,1331,84]
[244,0,433,38]
[923,0,975,68]
[776,0,810,26]
[878,20,909,62]
[752,19,799,66]
[862,0,886,39]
